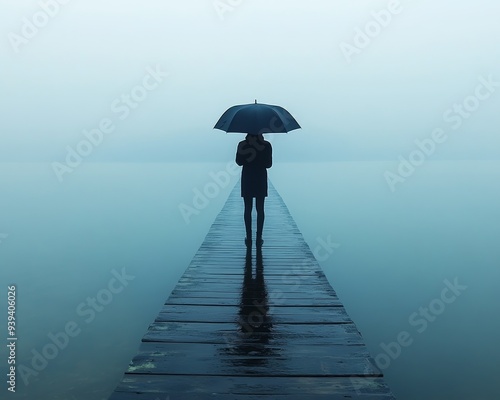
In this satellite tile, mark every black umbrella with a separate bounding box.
[214,100,301,135]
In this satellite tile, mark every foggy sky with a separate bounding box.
[1,0,499,163]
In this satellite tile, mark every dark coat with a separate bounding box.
[235,136,273,198]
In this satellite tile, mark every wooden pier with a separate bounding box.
[108,181,395,399]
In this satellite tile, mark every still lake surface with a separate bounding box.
[0,161,499,400]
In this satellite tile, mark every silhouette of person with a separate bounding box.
[235,133,272,247]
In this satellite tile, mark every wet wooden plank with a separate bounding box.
[173,279,336,290]
[182,268,323,276]
[110,375,394,397]
[135,341,371,358]
[165,296,341,306]
[168,289,337,299]
[154,304,351,324]
[142,321,365,345]
[126,342,382,377]
[110,394,393,400]
[107,180,395,399]
[177,276,328,284]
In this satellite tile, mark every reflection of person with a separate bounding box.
[217,246,276,369]
[238,246,272,344]
[235,133,272,247]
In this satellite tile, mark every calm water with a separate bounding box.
[0,161,499,400]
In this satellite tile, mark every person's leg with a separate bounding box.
[243,196,253,243]
[256,196,265,244]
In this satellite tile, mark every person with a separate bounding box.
[235,133,272,247]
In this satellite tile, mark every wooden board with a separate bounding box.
[109,375,393,399]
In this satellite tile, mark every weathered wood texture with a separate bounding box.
[108,181,395,399]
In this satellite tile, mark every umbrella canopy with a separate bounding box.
[214,100,301,135]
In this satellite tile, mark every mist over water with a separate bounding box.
[271,160,500,399]
[0,162,236,400]
[1,161,499,399]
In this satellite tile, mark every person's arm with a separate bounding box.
[236,141,257,166]
[265,142,272,168]
[236,142,245,166]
